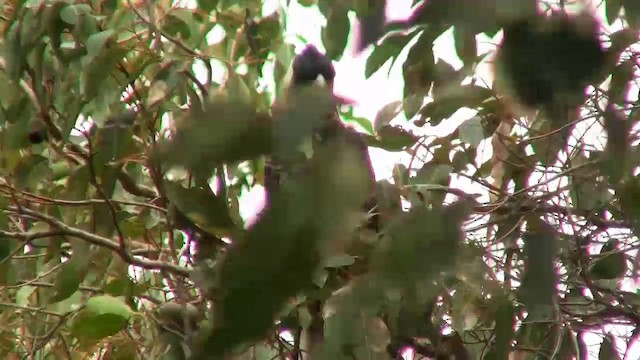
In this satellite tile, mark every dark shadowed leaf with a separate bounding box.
[606,0,623,24]
[164,181,236,236]
[609,58,634,106]
[402,32,436,109]
[625,1,640,28]
[599,334,621,360]
[590,239,627,280]
[490,295,514,359]
[454,26,477,68]
[603,106,629,184]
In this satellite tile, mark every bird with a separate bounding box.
[265,45,378,232]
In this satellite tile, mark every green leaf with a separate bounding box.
[402,31,435,110]
[59,4,93,26]
[602,107,629,184]
[81,44,129,100]
[322,4,350,60]
[609,58,634,105]
[85,29,114,60]
[365,30,420,78]
[491,295,514,359]
[71,295,133,341]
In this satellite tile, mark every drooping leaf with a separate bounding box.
[49,239,90,304]
[519,218,558,311]
[354,0,386,53]
[321,3,350,60]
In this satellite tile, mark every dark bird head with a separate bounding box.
[291,45,336,88]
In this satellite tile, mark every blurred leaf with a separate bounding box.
[154,96,270,176]
[609,58,634,106]
[529,115,566,166]
[323,254,356,268]
[403,32,436,115]
[371,201,473,287]
[196,136,373,357]
[197,0,219,12]
[490,295,514,359]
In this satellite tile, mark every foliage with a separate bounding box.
[0,0,639,359]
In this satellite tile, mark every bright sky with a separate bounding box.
[178,0,637,358]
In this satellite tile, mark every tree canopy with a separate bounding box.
[0,0,639,359]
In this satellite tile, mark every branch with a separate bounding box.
[8,207,190,277]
